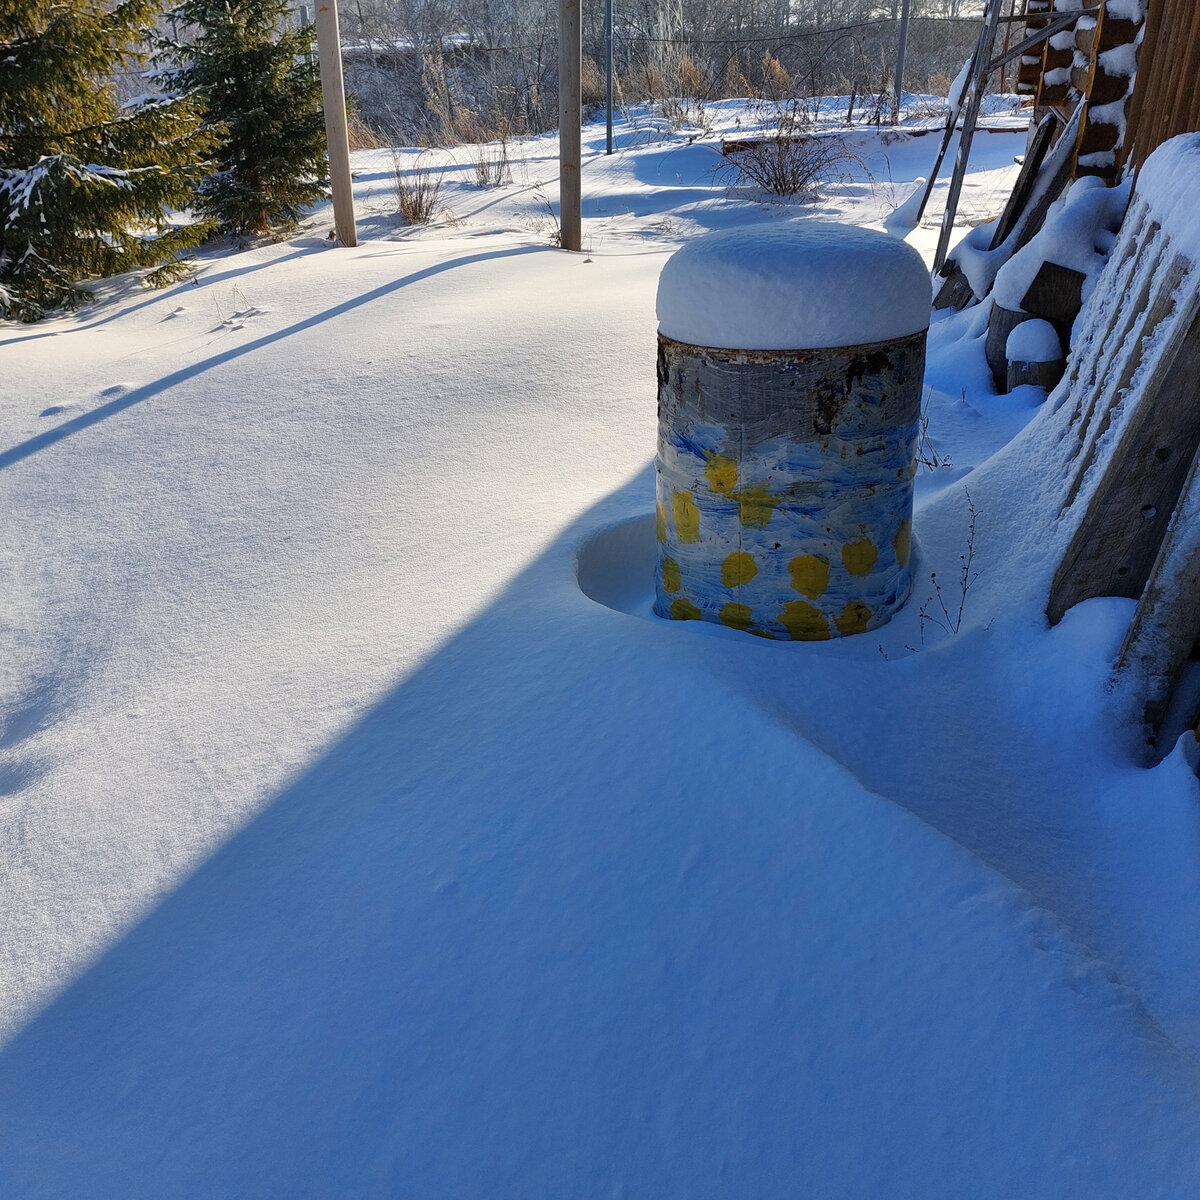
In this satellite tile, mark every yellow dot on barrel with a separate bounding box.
[835,601,872,636]
[705,454,738,494]
[720,602,754,630]
[661,557,681,593]
[893,518,912,568]
[721,551,758,588]
[737,485,780,529]
[842,537,878,577]
[788,554,829,599]
[670,596,701,621]
[656,503,667,542]
[778,600,831,641]
[672,491,700,543]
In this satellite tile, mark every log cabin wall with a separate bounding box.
[1071,2,1145,179]
[1122,0,1200,171]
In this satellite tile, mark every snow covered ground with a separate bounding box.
[1,102,1199,1197]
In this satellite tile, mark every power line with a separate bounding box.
[343,14,987,58]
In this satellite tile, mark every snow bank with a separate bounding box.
[992,176,1130,312]
[656,221,931,350]
[1136,133,1200,266]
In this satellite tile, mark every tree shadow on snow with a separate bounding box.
[1,468,1198,1198]
[0,245,542,471]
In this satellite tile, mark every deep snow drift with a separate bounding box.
[0,103,1198,1199]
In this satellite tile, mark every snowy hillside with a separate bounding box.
[1,105,1199,1198]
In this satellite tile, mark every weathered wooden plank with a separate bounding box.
[1049,303,1200,624]
[990,115,1057,250]
[1066,250,1196,505]
[1114,441,1200,759]
[932,263,975,312]
[1064,230,1173,455]
[1055,200,1151,407]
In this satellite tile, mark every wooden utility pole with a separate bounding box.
[891,0,911,125]
[605,0,614,154]
[315,0,357,247]
[559,0,582,251]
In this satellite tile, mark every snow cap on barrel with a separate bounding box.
[656,219,931,351]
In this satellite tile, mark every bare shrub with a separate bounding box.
[723,133,863,197]
[472,135,511,187]
[918,489,980,643]
[915,387,953,472]
[393,152,444,224]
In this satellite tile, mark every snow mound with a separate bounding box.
[1136,133,1200,266]
[1006,318,1061,363]
[656,220,931,350]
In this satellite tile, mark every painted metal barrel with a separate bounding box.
[653,221,930,640]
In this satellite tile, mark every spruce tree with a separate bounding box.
[160,0,328,236]
[0,0,216,322]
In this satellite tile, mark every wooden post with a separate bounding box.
[559,0,582,251]
[891,0,911,125]
[605,0,614,154]
[315,0,357,248]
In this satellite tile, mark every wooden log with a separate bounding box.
[1020,260,1086,332]
[1049,304,1200,624]
[1114,440,1200,759]
[1007,356,1065,391]
[1064,246,1192,510]
[986,304,1029,387]
[986,263,1084,389]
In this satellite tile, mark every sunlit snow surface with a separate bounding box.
[1,101,1199,1199]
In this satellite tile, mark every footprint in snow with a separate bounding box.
[159,305,189,321]
[40,403,84,418]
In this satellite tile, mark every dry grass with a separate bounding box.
[347,113,384,151]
